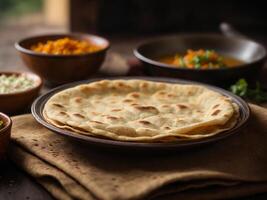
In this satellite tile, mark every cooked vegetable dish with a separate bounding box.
[0,74,36,94]
[31,37,102,55]
[159,49,243,69]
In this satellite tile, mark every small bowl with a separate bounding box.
[15,33,110,86]
[0,71,42,114]
[0,112,12,160]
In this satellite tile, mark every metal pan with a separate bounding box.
[31,77,250,152]
[134,34,266,85]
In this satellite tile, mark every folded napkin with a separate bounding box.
[8,104,267,200]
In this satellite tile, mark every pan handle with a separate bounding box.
[219,22,247,39]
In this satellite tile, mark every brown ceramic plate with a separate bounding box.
[0,71,42,114]
[31,77,250,151]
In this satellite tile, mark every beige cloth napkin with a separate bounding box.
[8,104,267,200]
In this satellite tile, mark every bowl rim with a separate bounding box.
[15,33,110,58]
[0,112,12,134]
[133,33,267,72]
[0,71,43,97]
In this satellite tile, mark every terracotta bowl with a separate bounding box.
[0,112,12,160]
[0,72,42,114]
[15,33,110,86]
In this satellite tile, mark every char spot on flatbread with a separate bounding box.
[52,103,64,108]
[134,106,159,114]
[212,109,221,116]
[74,97,83,103]
[188,91,194,95]
[167,93,176,98]
[79,86,92,93]
[213,104,220,109]
[118,82,126,87]
[139,120,152,125]
[117,82,132,89]
[176,104,188,109]
[59,111,68,116]
[123,99,134,103]
[111,108,122,112]
[129,92,140,98]
[73,113,85,118]
[106,116,119,120]
[158,91,166,95]
[140,82,149,89]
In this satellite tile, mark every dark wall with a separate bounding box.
[96,0,267,34]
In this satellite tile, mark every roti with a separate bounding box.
[43,80,239,142]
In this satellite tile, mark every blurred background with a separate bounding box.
[0,0,267,71]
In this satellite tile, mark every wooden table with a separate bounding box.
[0,161,53,200]
[1,23,267,199]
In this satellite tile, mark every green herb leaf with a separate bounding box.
[205,50,211,59]
[230,79,267,103]
[230,79,248,97]
[195,63,201,69]
[193,56,201,65]
[179,57,185,67]
[247,82,267,102]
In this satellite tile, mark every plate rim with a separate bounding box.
[31,76,250,149]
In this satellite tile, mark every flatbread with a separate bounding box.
[43,80,239,142]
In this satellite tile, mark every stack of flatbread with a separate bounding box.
[43,80,239,142]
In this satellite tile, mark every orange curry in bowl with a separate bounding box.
[31,37,102,55]
[158,49,244,69]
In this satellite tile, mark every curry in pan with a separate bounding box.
[158,49,244,69]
